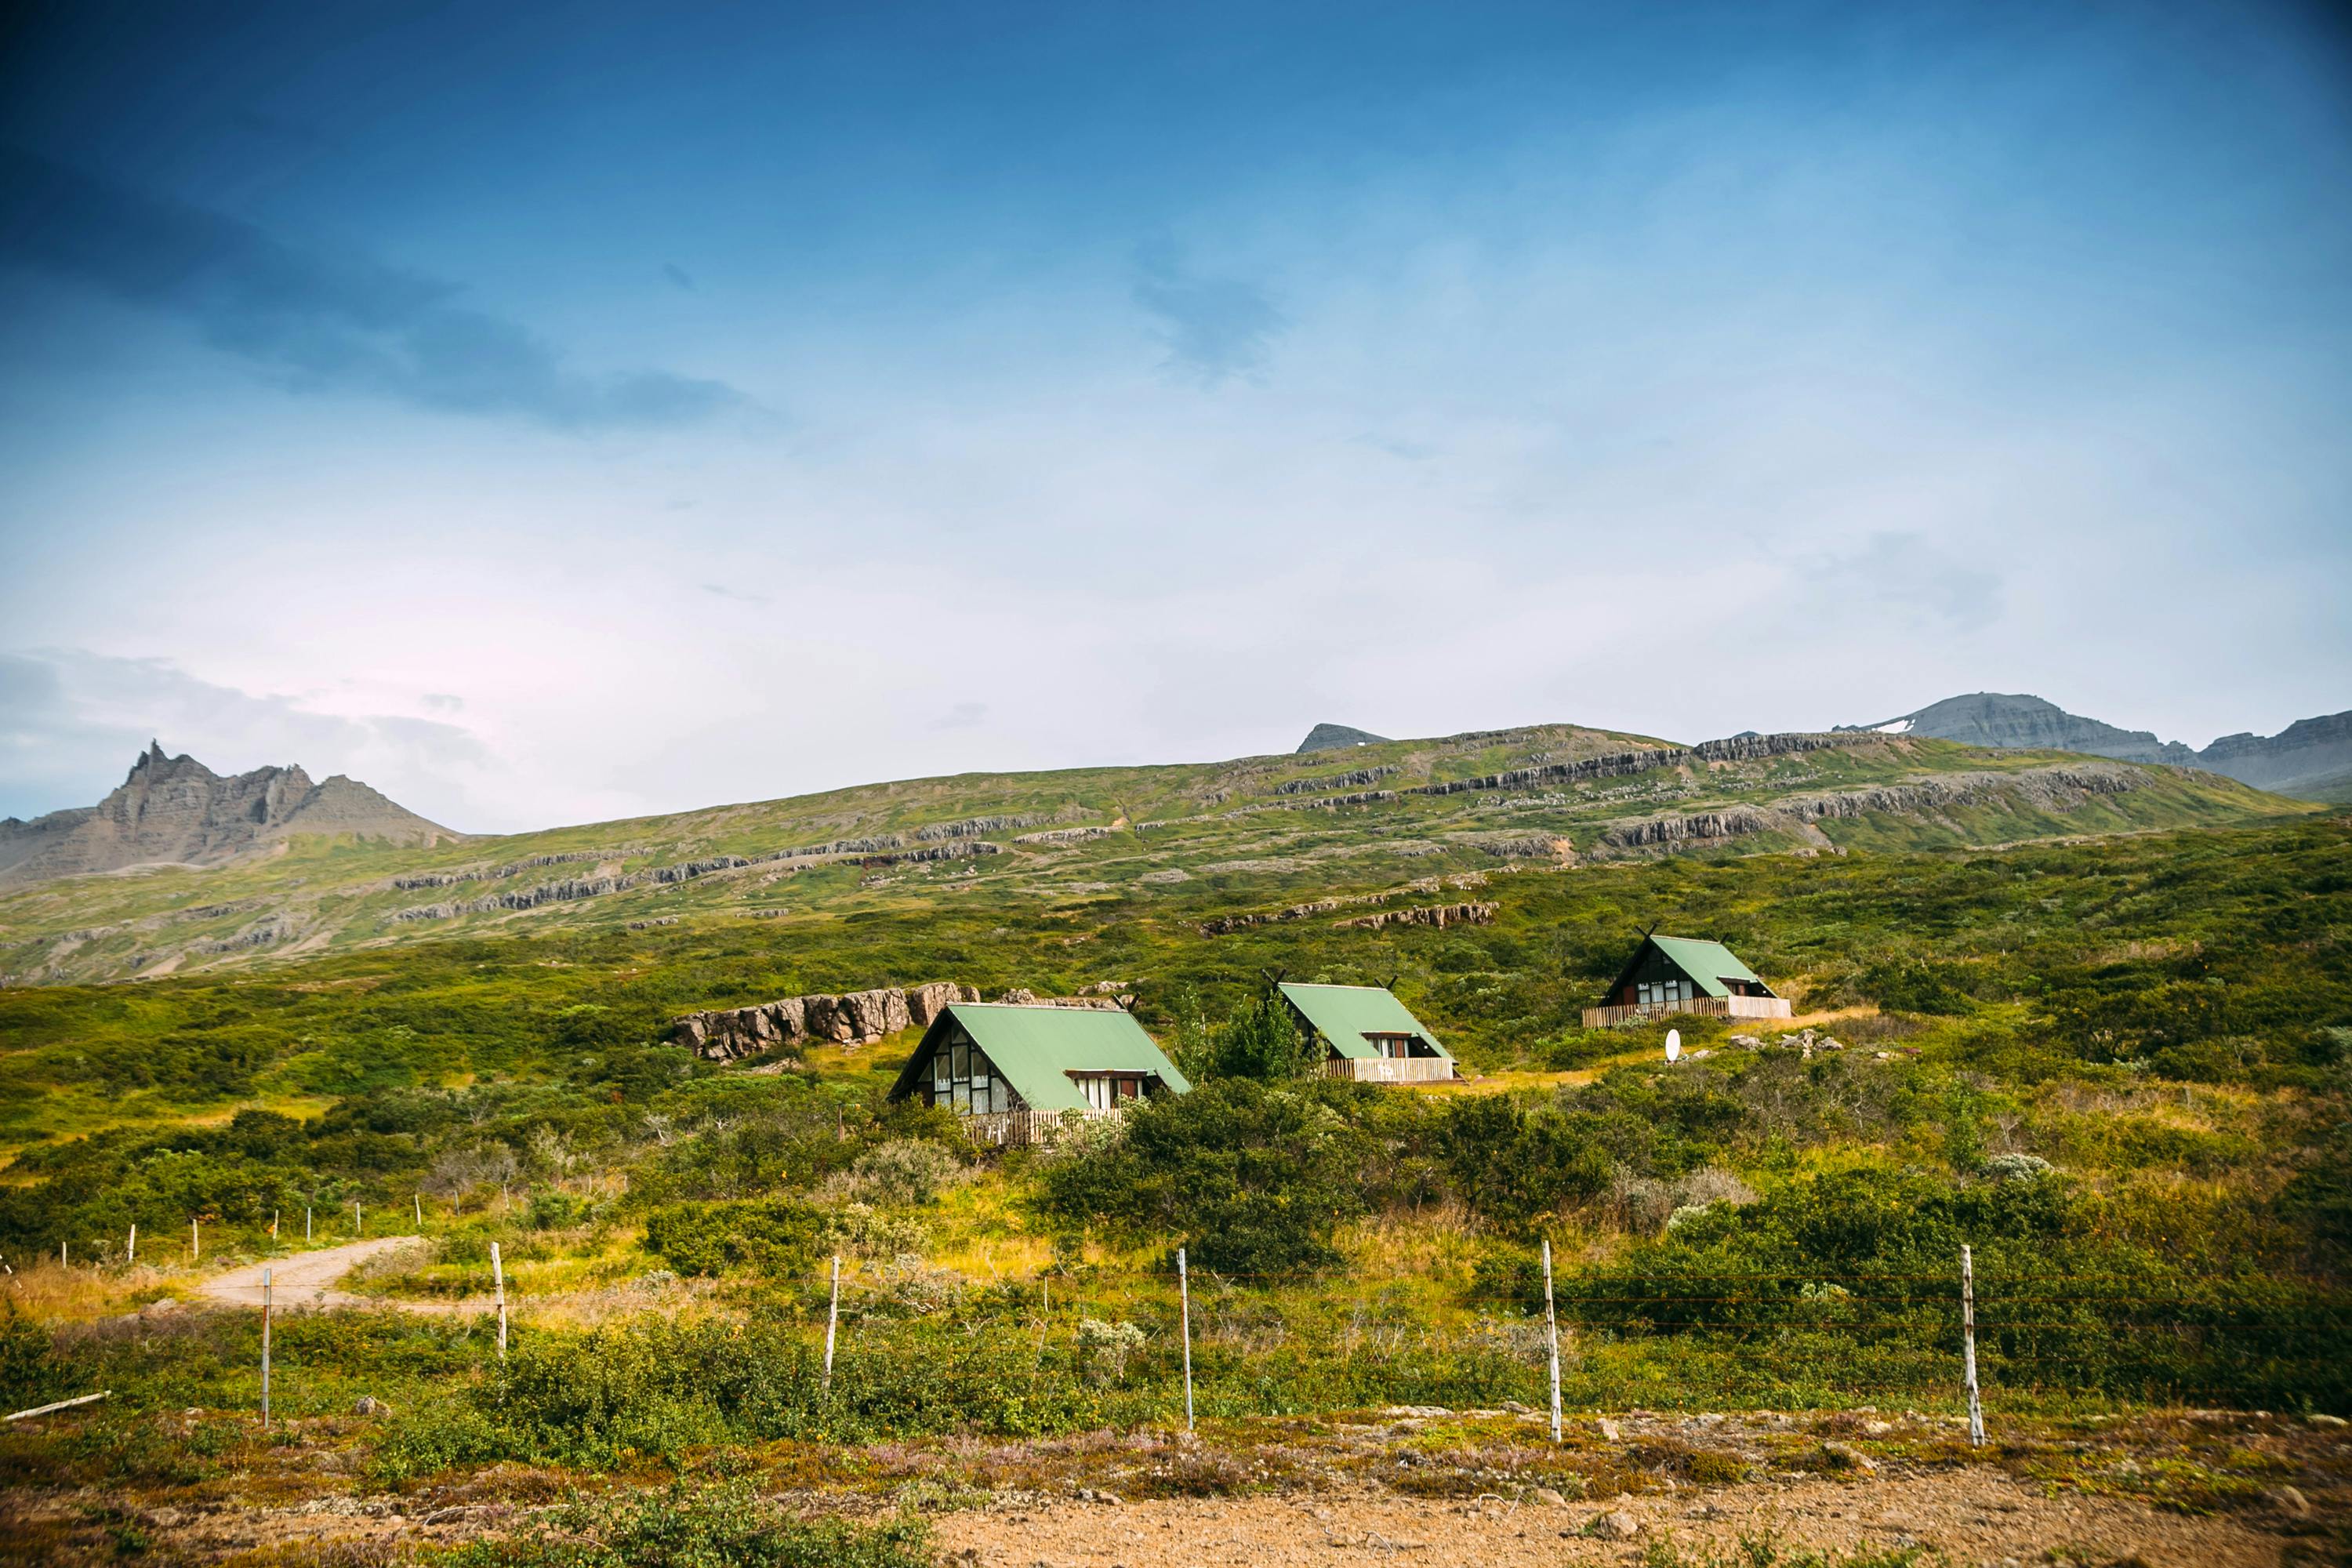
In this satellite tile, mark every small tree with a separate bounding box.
[1190,991,1319,1082]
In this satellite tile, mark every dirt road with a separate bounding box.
[197,1237,430,1310]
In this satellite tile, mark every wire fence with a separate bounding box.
[12,1234,2346,1432]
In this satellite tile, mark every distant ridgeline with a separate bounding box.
[1844,693,2352,803]
[0,720,2303,988]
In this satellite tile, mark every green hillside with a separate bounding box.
[0,725,2301,990]
[0,797,2345,1518]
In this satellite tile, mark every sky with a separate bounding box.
[2,0,2348,833]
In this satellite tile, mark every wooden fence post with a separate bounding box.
[823,1255,842,1393]
[1178,1247,1195,1434]
[305,1207,312,1243]
[415,1192,423,1232]
[1542,1237,1563,1444]
[354,1200,362,1236]
[260,1266,272,1427]
[128,1224,136,1266]
[1961,1244,1984,1446]
[491,1242,507,1360]
[191,1220,198,1263]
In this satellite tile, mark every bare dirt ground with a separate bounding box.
[18,1465,2330,1567]
[927,1472,2314,1566]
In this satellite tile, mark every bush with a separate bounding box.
[441,1481,931,1568]
[1435,1094,1613,1231]
[826,1140,958,1208]
[1189,991,1320,1083]
[1036,1080,1369,1272]
[643,1199,828,1277]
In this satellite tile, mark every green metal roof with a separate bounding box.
[887,1004,1190,1112]
[1277,982,1451,1061]
[1643,935,1770,1000]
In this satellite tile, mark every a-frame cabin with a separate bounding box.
[1582,934,1793,1027]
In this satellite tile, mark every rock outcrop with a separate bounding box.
[1275,765,1398,795]
[0,742,462,887]
[1334,900,1497,931]
[670,981,980,1059]
[1598,764,2145,853]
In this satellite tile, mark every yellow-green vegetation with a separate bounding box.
[0,783,2344,1506]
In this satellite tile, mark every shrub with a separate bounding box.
[1036,1080,1370,1272]
[825,1140,958,1208]
[1982,1152,2054,1183]
[1435,1094,1613,1232]
[441,1481,931,1568]
[1190,991,1320,1083]
[643,1199,827,1277]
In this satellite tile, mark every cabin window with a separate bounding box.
[1070,1074,1148,1111]
[1635,978,1693,1004]
[931,1033,1009,1114]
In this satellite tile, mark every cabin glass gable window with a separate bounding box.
[933,1031,1007,1113]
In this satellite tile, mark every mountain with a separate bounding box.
[0,743,463,888]
[1842,693,2194,765]
[1842,694,2352,801]
[2194,711,2352,802]
[1297,723,1392,753]
[0,722,2299,987]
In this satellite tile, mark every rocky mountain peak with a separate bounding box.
[1842,694,2350,802]
[0,746,463,888]
[1297,723,1392,754]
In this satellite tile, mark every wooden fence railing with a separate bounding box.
[1323,1055,1456,1083]
[1580,995,1793,1028]
[960,1107,1121,1148]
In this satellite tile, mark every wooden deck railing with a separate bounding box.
[1580,995,1792,1029]
[960,1107,1121,1149]
[1323,1055,1456,1083]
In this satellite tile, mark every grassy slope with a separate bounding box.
[0,811,2343,1451]
[0,728,2303,990]
[0,793,2337,1156]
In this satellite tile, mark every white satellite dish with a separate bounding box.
[1664,1029,1682,1063]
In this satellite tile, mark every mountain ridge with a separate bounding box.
[0,723,2302,989]
[0,742,463,888]
[1841,693,2350,801]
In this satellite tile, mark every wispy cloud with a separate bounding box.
[931,701,988,731]
[1352,432,1439,462]
[662,263,698,292]
[421,692,464,712]
[0,147,749,430]
[1133,238,1286,387]
[699,582,770,606]
[1812,531,2005,632]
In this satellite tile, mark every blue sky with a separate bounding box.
[2,0,2347,831]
